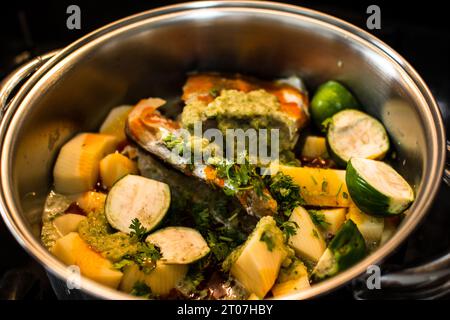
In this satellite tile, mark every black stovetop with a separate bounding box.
[0,0,448,300]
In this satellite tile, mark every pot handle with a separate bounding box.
[0,50,59,118]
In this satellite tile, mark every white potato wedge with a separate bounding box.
[53,133,118,194]
[99,105,132,142]
[99,153,138,189]
[52,214,86,237]
[288,206,326,262]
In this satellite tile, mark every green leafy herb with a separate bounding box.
[309,210,331,229]
[129,243,162,274]
[112,259,133,270]
[342,191,349,199]
[129,218,148,242]
[279,220,298,239]
[269,172,304,217]
[321,180,328,193]
[130,281,152,298]
[312,229,319,239]
[336,183,343,197]
[162,133,183,150]
[260,231,275,251]
[209,87,220,97]
[207,232,231,261]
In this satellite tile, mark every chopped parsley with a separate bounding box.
[129,218,148,242]
[130,281,152,298]
[321,180,328,193]
[268,172,304,217]
[260,231,275,251]
[308,210,331,229]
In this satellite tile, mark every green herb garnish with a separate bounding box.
[260,231,275,251]
[309,210,331,229]
[129,218,148,242]
[269,172,304,217]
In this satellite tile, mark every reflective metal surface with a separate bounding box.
[0,1,446,300]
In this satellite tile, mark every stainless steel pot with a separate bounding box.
[0,1,447,300]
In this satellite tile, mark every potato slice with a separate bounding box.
[53,133,118,194]
[51,232,123,289]
[53,214,86,237]
[99,153,138,189]
[288,206,326,262]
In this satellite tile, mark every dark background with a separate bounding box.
[0,0,449,299]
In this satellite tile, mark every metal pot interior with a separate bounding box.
[0,2,445,299]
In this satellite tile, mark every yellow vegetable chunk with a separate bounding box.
[301,136,329,158]
[76,191,106,214]
[53,214,86,237]
[120,262,187,296]
[272,260,310,297]
[144,261,188,296]
[51,232,123,289]
[227,216,288,298]
[247,293,261,300]
[347,205,384,247]
[53,133,118,194]
[99,105,132,142]
[288,206,326,262]
[275,164,351,207]
[320,208,347,235]
[99,153,138,189]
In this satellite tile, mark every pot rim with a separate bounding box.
[0,1,446,300]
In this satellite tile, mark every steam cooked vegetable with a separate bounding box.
[271,259,310,297]
[99,153,138,189]
[346,158,414,216]
[53,214,87,237]
[120,261,187,296]
[327,109,390,166]
[347,205,384,247]
[310,208,347,236]
[288,206,326,262]
[53,133,118,194]
[223,216,288,298]
[274,164,352,207]
[146,227,210,264]
[312,220,366,281]
[301,136,329,158]
[105,175,170,234]
[51,232,123,288]
[310,80,359,130]
[99,105,132,142]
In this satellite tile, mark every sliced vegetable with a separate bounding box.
[274,164,352,207]
[143,261,188,296]
[288,206,326,262]
[53,214,87,237]
[53,133,118,194]
[146,227,210,264]
[271,259,310,297]
[311,208,347,236]
[301,136,329,158]
[99,153,138,189]
[347,205,384,248]
[310,80,359,130]
[247,293,262,300]
[312,220,366,281]
[223,216,288,298]
[51,232,123,288]
[76,191,106,214]
[120,261,187,296]
[99,105,132,142]
[380,217,398,245]
[105,175,170,234]
[327,109,389,166]
[346,158,414,216]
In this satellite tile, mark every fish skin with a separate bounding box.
[126,98,277,217]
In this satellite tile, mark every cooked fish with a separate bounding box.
[126,98,277,217]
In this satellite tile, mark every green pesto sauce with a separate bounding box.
[181,89,296,150]
[78,210,139,262]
